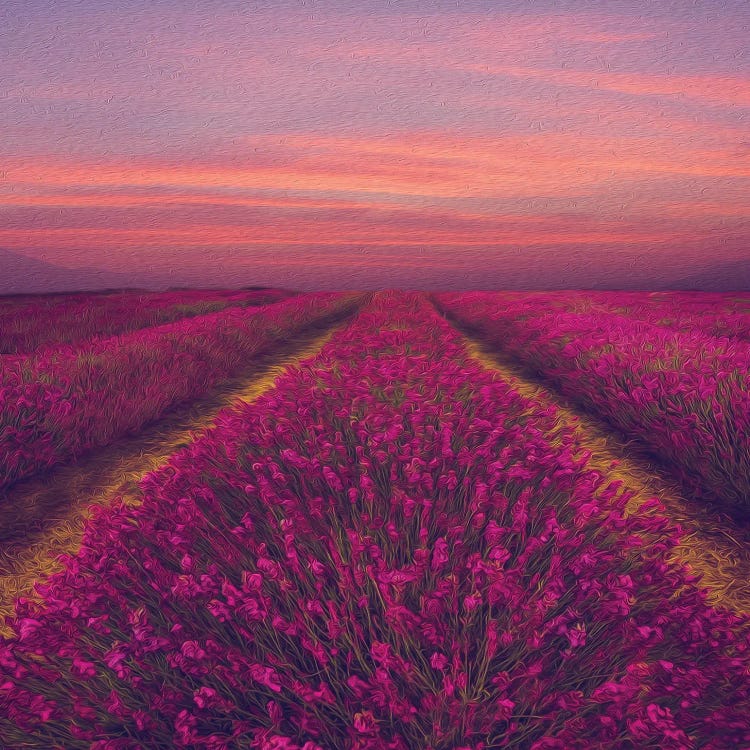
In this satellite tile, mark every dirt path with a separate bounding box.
[0,323,341,635]
[459,328,750,617]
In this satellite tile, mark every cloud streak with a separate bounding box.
[0,2,748,288]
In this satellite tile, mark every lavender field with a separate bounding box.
[1,289,750,749]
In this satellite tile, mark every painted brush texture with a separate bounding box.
[559,291,750,343]
[1,1,748,290]
[434,291,750,518]
[0,292,362,492]
[1,292,749,748]
[0,289,291,354]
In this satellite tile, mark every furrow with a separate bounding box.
[459,327,750,617]
[0,323,341,635]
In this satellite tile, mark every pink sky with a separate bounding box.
[1,0,748,290]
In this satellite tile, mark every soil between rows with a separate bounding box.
[441,309,750,616]
[0,315,352,633]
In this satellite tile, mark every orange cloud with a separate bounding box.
[6,127,746,209]
[2,128,746,269]
[2,124,747,269]
[0,216,694,252]
[308,19,749,112]
[0,191,407,212]
[651,201,750,219]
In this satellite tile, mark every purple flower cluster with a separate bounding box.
[569,290,750,343]
[0,292,361,491]
[1,292,749,748]
[0,288,293,354]
[434,291,750,518]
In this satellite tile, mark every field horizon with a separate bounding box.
[3,249,750,296]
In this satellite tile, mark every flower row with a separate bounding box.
[433,291,750,518]
[2,291,748,748]
[512,290,750,343]
[0,288,292,354]
[0,292,362,492]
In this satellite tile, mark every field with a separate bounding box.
[1,289,750,749]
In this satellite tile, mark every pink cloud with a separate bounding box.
[465,65,750,109]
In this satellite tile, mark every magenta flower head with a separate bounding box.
[430,652,448,670]
[71,657,97,679]
[354,710,378,734]
[463,593,482,612]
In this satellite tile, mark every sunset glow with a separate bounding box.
[1,0,748,290]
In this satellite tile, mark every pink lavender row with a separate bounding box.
[0,288,293,354]
[441,290,750,330]
[581,290,750,315]
[2,292,749,749]
[532,290,750,344]
[0,292,362,493]
[433,291,750,518]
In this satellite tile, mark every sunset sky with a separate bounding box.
[1,0,749,290]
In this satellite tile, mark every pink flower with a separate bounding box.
[442,674,455,698]
[371,641,391,663]
[267,700,283,724]
[463,593,482,612]
[496,697,515,721]
[353,710,377,734]
[567,623,587,648]
[430,652,448,670]
[431,538,450,571]
[322,466,344,492]
[257,557,282,580]
[193,686,218,709]
[181,640,207,660]
[488,545,510,564]
[71,657,97,678]
[16,618,43,643]
[377,568,418,586]
[249,664,282,692]
[483,520,506,546]
[174,709,198,744]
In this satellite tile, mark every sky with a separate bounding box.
[1,0,749,291]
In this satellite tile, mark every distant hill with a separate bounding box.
[1,245,746,294]
[671,258,750,291]
[0,250,301,296]
[0,248,145,295]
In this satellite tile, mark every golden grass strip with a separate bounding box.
[461,332,750,618]
[0,325,340,637]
